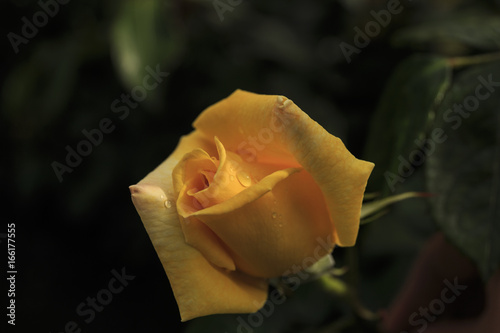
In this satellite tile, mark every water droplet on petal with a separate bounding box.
[165,200,172,209]
[272,212,278,219]
[237,171,252,187]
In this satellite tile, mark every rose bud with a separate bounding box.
[130,90,374,321]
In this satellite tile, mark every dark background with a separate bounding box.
[2,0,499,332]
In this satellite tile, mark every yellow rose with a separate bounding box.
[130,89,374,321]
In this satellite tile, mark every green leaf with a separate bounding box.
[363,54,452,194]
[110,0,185,109]
[360,192,425,223]
[392,13,500,54]
[358,168,436,310]
[426,61,500,281]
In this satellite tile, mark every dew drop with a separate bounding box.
[237,171,252,187]
[165,200,172,209]
[272,212,278,219]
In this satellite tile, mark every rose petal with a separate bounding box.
[206,136,253,203]
[192,168,335,278]
[174,137,317,277]
[131,132,268,321]
[193,90,299,166]
[186,167,302,218]
[171,144,238,271]
[173,147,218,214]
[273,96,374,246]
[130,184,268,321]
[140,131,216,194]
[193,90,374,247]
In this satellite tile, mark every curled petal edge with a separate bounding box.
[130,184,268,322]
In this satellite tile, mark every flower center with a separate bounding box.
[175,138,256,216]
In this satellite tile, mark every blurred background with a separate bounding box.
[2,0,500,332]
